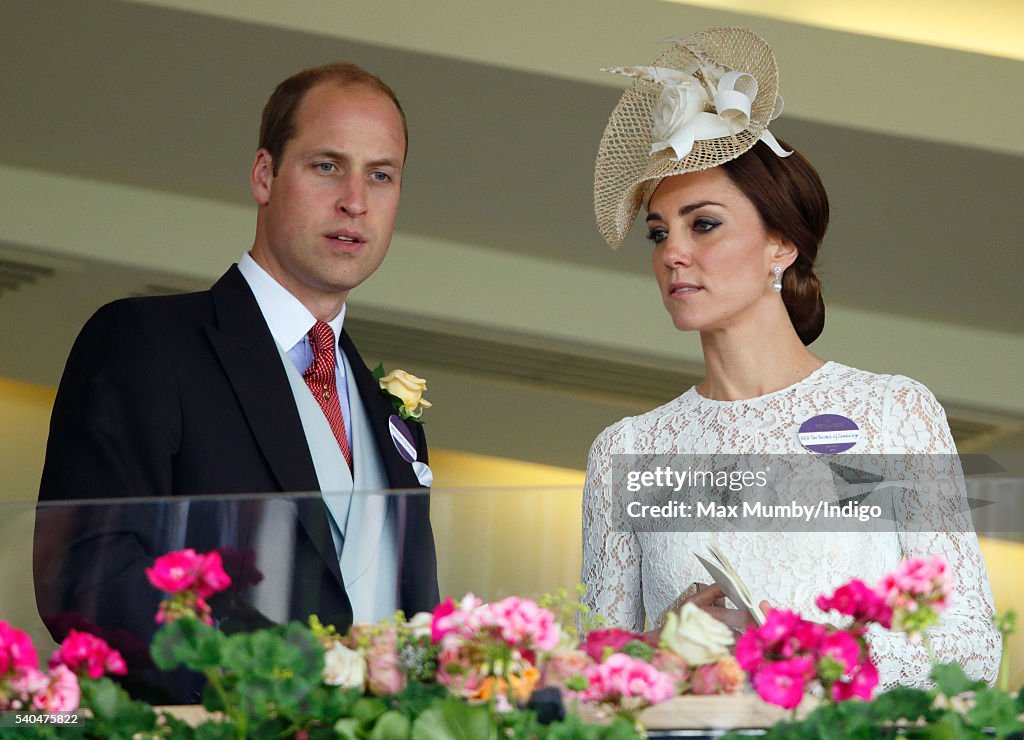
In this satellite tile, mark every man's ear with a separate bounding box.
[250,149,274,205]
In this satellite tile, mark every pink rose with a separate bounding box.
[541,649,595,691]
[0,621,39,675]
[690,657,744,695]
[366,642,405,696]
[650,649,689,691]
[715,656,745,694]
[579,628,653,662]
[753,656,814,710]
[436,644,484,696]
[50,630,127,679]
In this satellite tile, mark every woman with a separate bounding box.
[581,27,1000,688]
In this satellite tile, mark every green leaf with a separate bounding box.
[370,710,412,739]
[619,640,655,662]
[966,687,1023,734]
[930,663,985,697]
[150,618,225,671]
[334,717,361,740]
[372,363,385,381]
[353,696,389,725]
[411,699,497,740]
[195,722,239,740]
[870,686,937,723]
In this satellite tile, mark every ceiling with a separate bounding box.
[1,0,1022,465]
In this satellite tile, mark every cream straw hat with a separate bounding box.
[594,27,790,248]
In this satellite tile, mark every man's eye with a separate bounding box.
[316,163,336,173]
[646,228,668,244]
[371,171,392,182]
[693,218,721,233]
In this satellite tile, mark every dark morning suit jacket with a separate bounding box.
[33,265,438,701]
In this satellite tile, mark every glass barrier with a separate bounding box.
[2,465,1022,702]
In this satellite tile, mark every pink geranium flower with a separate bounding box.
[818,631,860,675]
[753,656,814,710]
[194,551,232,599]
[477,596,560,652]
[30,664,80,713]
[830,660,879,701]
[0,621,39,676]
[735,627,763,672]
[49,630,127,679]
[146,549,204,594]
[817,579,893,629]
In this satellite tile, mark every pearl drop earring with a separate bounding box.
[772,266,783,292]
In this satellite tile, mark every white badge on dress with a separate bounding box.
[798,414,861,454]
[388,415,433,487]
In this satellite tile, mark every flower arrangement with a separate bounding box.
[2,550,1020,739]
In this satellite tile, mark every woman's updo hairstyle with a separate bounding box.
[721,139,828,345]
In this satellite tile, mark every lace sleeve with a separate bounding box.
[866,377,1001,689]
[581,426,645,631]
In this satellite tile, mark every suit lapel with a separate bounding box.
[205,266,344,587]
[339,330,425,491]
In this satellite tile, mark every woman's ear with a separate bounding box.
[769,237,799,271]
[250,149,274,206]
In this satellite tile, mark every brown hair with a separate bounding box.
[258,62,408,175]
[720,139,828,345]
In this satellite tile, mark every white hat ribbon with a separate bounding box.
[606,64,790,161]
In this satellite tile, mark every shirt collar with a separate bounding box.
[237,252,346,352]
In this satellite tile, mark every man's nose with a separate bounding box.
[336,175,367,216]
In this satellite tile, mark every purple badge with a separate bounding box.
[388,415,418,463]
[798,414,861,454]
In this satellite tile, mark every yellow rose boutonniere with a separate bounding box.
[373,365,432,423]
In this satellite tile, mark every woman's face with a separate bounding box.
[647,167,782,335]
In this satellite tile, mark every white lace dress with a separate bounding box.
[581,361,1000,688]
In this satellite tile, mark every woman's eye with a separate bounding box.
[646,228,668,244]
[693,217,721,233]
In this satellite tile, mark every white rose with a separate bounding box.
[661,602,733,666]
[322,643,366,689]
[406,611,433,639]
[379,369,432,417]
[651,82,709,153]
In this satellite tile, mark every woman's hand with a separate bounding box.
[678,584,774,632]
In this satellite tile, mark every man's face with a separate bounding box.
[250,82,406,319]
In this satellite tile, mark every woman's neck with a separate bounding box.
[696,320,824,401]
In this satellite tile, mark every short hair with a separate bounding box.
[721,140,830,345]
[258,62,408,175]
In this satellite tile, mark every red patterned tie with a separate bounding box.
[303,321,352,469]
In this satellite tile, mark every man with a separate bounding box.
[33,63,438,699]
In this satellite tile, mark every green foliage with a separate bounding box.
[719,662,1024,740]
[411,698,498,739]
[150,618,225,672]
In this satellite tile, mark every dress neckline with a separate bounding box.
[687,361,836,406]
